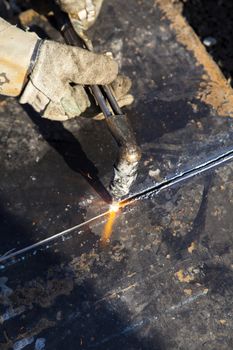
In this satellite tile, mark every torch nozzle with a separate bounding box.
[106,114,142,200]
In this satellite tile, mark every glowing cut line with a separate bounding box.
[0,211,109,264]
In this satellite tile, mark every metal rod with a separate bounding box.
[102,85,123,116]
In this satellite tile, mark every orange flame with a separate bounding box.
[101,199,134,245]
[101,203,120,244]
[101,211,117,244]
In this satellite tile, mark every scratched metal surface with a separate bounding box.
[1,163,233,349]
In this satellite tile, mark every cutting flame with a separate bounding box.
[101,202,120,244]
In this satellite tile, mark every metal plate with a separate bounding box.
[1,1,233,347]
[1,163,233,349]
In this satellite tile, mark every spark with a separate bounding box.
[109,202,120,213]
[101,211,117,244]
[101,202,120,244]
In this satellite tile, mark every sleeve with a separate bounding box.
[0,17,39,97]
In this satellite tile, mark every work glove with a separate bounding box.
[57,0,104,32]
[0,18,134,121]
[20,40,118,121]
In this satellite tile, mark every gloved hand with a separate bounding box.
[20,40,118,121]
[0,17,133,122]
[57,0,104,32]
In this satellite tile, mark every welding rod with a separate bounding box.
[53,8,141,200]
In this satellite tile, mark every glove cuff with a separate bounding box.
[27,39,43,77]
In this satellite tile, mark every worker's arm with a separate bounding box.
[0,17,118,121]
[0,18,39,97]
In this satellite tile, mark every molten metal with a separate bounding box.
[109,202,120,213]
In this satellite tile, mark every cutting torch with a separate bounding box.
[53,7,141,201]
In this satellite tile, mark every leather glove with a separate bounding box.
[57,0,104,32]
[20,40,118,121]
